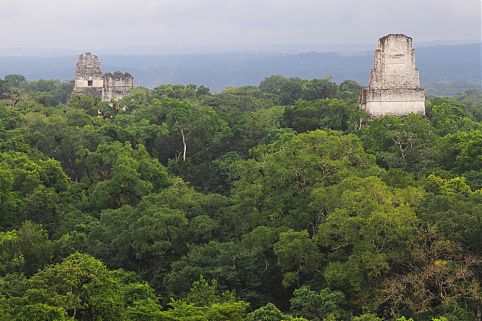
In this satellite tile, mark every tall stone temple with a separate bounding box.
[73,52,133,101]
[359,34,425,117]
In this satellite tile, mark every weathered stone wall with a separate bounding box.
[73,52,104,93]
[360,34,425,116]
[75,79,104,88]
[102,72,134,101]
[72,52,133,101]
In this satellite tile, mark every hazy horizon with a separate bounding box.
[0,39,480,57]
[1,0,480,94]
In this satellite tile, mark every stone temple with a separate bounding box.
[73,52,133,101]
[359,34,425,117]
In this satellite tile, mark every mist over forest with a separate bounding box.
[0,43,480,95]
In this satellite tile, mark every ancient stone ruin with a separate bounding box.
[359,34,425,117]
[73,52,133,101]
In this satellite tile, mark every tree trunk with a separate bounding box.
[175,120,187,161]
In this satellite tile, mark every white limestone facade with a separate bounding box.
[73,52,133,101]
[359,34,425,117]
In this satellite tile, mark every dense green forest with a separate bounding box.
[0,74,481,321]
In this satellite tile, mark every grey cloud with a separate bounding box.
[0,0,479,50]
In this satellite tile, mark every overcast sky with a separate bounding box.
[1,0,480,51]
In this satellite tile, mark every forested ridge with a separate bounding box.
[1,43,481,95]
[0,74,481,321]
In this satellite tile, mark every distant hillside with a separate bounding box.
[0,43,480,95]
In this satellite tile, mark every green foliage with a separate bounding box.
[316,176,420,294]
[438,129,482,173]
[82,184,229,289]
[161,277,249,321]
[15,221,53,275]
[337,80,362,100]
[153,84,210,100]
[202,86,278,112]
[259,75,339,105]
[274,230,320,287]
[0,79,11,99]
[246,303,287,321]
[426,98,480,135]
[163,99,230,161]
[417,183,482,252]
[12,303,72,321]
[0,103,22,135]
[166,225,289,306]
[425,174,472,195]
[79,141,172,210]
[230,130,379,230]
[0,230,23,275]
[281,99,361,133]
[453,89,482,121]
[4,74,26,87]
[0,151,70,229]
[0,253,163,321]
[289,286,347,321]
[360,114,439,172]
[92,203,188,282]
[352,313,382,321]
[246,303,306,321]
[222,106,284,156]
[0,75,480,320]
